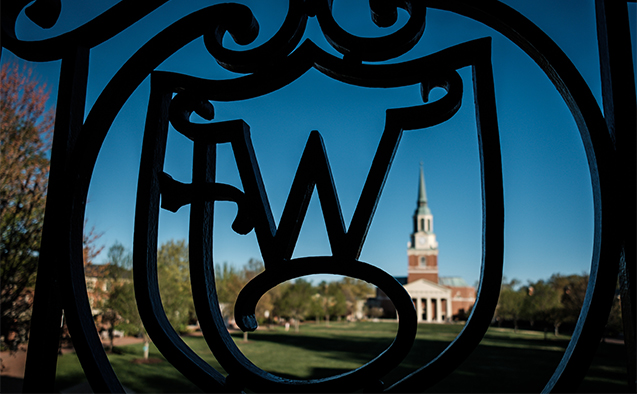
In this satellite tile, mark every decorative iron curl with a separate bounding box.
[3,0,430,70]
[169,92,216,132]
[314,0,427,62]
[163,93,253,235]
[1,0,169,61]
[3,0,428,68]
[202,2,308,73]
[201,0,427,71]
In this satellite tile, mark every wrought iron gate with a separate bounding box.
[2,0,634,392]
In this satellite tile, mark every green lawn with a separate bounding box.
[54,322,630,393]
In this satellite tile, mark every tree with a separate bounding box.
[523,280,564,338]
[338,277,374,319]
[549,273,622,338]
[103,242,150,357]
[106,240,132,280]
[106,282,140,333]
[0,62,54,349]
[156,240,195,333]
[106,277,154,358]
[495,278,526,332]
[82,221,104,266]
[242,259,280,327]
[214,261,245,321]
[215,260,279,319]
[316,281,332,325]
[327,283,347,321]
[550,273,588,326]
[274,278,315,332]
[214,259,279,340]
[81,225,107,312]
[109,240,195,355]
[102,241,134,321]
[316,281,347,324]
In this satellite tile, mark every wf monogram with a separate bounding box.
[133,35,503,390]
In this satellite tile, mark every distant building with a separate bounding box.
[84,263,132,316]
[84,263,113,315]
[372,167,476,321]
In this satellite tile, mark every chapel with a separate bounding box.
[373,167,476,321]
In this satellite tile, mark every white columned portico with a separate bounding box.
[403,279,452,324]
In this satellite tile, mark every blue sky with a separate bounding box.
[3,1,635,287]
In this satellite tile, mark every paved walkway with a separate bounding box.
[0,344,28,379]
[0,345,28,394]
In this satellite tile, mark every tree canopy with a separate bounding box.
[274,278,315,332]
[494,273,621,338]
[495,279,526,332]
[0,62,54,349]
[106,240,197,335]
[156,239,195,333]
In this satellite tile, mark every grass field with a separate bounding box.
[54,321,629,393]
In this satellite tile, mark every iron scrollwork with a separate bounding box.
[2,0,630,393]
[135,38,499,392]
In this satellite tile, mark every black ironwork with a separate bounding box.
[2,0,633,392]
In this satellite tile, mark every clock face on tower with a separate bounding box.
[418,236,425,245]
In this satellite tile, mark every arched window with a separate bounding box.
[419,218,425,231]
[420,256,426,265]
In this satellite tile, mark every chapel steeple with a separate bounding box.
[416,165,431,216]
[413,165,434,235]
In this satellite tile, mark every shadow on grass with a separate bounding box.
[230,330,452,384]
[388,336,629,393]
[408,340,570,393]
[231,331,394,366]
[231,332,575,391]
[577,341,631,393]
[239,328,617,392]
[272,367,353,381]
[51,326,629,393]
